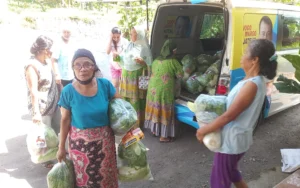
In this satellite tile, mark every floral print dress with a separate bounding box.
[144,58,183,138]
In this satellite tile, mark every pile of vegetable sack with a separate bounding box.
[181,52,222,95]
[194,94,227,152]
[109,99,153,182]
[47,158,75,188]
[26,123,59,164]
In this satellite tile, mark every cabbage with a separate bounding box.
[185,73,203,94]
[208,75,218,87]
[26,123,59,164]
[109,99,138,136]
[47,158,75,188]
[182,54,197,74]
[118,165,152,182]
[118,141,147,167]
[196,71,215,86]
[196,54,215,66]
[197,65,209,74]
[195,94,226,123]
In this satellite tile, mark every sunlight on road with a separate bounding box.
[0,173,32,188]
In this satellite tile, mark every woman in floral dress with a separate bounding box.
[144,39,183,142]
[119,26,152,128]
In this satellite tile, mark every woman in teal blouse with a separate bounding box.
[57,49,119,188]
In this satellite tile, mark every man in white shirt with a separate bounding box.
[51,25,76,87]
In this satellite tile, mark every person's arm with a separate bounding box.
[106,34,113,55]
[25,66,42,123]
[57,107,71,162]
[196,81,258,142]
[51,58,62,84]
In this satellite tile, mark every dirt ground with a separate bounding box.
[0,23,299,188]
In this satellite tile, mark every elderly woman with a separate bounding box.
[119,26,152,128]
[196,39,278,188]
[144,39,183,142]
[25,35,61,168]
[57,49,118,188]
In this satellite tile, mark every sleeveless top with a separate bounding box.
[25,58,60,116]
[218,76,266,154]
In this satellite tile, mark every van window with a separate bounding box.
[281,15,300,49]
[200,14,224,39]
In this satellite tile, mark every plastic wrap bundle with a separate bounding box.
[195,94,226,152]
[26,123,59,164]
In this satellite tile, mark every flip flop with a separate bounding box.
[159,137,175,143]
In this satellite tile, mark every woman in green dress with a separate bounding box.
[144,39,184,142]
[119,26,152,128]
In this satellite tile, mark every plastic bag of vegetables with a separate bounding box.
[196,54,215,66]
[26,123,59,164]
[117,141,153,182]
[47,158,75,188]
[195,94,226,152]
[109,99,138,136]
[185,73,205,94]
[182,54,196,74]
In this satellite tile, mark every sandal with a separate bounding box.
[159,137,175,143]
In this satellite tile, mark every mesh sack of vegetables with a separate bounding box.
[47,158,75,188]
[195,95,227,152]
[196,54,215,66]
[117,141,153,182]
[182,54,197,74]
[185,72,205,94]
[26,123,59,164]
[109,99,138,136]
[196,70,215,87]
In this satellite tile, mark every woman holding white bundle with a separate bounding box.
[196,39,278,188]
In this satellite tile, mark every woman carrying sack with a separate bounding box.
[25,35,61,168]
[119,26,153,129]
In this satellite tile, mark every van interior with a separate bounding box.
[150,3,227,101]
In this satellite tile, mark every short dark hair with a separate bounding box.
[259,16,273,31]
[111,27,121,34]
[30,35,53,55]
[248,39,277,80]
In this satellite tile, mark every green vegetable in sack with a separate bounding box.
[44,126,59,148]
[118,165,151,182]
[196,54,215,66]
[208,75,218,87]
[118,142,147,167]
[207,60,221,74]
[205,86,216,95]
[197,65,209,74]
[195,95,226,116]
[182,54,197,74]
[36,147,58,163]
[196,71,215,86]
[185,73,202,94]
[47,158,75,188]
[109,99,138,136]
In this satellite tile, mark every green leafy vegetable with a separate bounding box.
[47,158,75,188]
[274,74,300,93]
[109,99,138,136]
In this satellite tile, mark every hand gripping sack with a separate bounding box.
[195,95,226,152]
[26,123,59,164]
[109,99,138,136]
[47,158,75,188]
